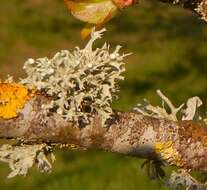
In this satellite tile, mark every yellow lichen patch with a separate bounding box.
[0,82,35,119]
[155,141,184,168]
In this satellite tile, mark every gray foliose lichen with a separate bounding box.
[21,29,129,127]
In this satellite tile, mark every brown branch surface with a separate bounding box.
[0,94,206,172]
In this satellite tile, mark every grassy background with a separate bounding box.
[0,0,207,189]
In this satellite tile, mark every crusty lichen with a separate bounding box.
[0,82,35,119]
[21,28,128,127]
[154,141,184,168]
[134,90,207,189]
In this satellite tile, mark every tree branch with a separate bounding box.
[0,29,206,189]
[0,94,206,173]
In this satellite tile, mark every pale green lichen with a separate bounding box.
[21,28,128,127]
[134,90,203,122]
[0,144,55,178]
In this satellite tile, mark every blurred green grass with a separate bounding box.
[0,0,207,189]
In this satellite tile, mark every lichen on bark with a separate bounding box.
[0,81,35,119]
[21,28,128,127]
[0,29,206,190]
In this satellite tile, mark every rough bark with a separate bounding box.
[0,94,206,172]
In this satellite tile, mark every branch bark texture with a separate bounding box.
[0,95,206,173]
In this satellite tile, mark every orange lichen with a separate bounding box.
[0,82,35,119]
[155,141,184,168]
[179,120,207,147]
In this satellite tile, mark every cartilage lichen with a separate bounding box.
[21,29,129,127]
[134,90,203,122]
[0,144,54,178]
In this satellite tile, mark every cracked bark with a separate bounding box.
[0,94,206,172]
